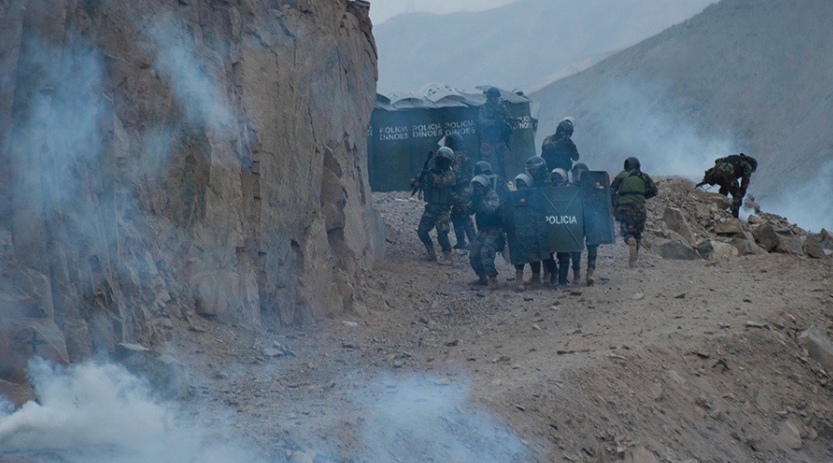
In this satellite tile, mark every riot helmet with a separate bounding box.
[485,87,501,98]
[624,157,641,171]
[471,175,490,191]
[514,173,534,189]
[525,156,548,182]
[435,147,454,168]
[571,162,589,183]
[740,153,758,172]
[550,168,569,186]
[557,117,575,137]
[444,132,464,151]
[474,161,493,176]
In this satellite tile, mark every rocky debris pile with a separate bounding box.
[643,178,832,261]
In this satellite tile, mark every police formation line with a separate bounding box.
[410,87,759,291]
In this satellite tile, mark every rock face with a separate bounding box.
[0,0,383,368]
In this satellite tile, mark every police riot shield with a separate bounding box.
[505,189,544,266]
[540,186,585,253]
[580,171,616,245]
[505,186,585,265]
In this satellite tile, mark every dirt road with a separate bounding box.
[163,190,833,463]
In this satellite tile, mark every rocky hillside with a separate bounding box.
[374,0,715,93]
[0,0,383,381]
[531,0,833,231]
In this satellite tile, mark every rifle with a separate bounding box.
[410,151,434,198]
[500,117,521,148]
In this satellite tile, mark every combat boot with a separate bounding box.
[470,274,488,286]
[527,272,541,289]
[453,229,467,250]
[627,238,638,268]
[424,244,438,262]
[515,269,525,292]
[487,275,499,291]
[441,251,453,265]
[542,268,551,287]
[586,268,596,286]
[572,268,581,286]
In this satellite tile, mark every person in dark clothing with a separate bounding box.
[415,147,457,263]
[541,117,579,173]
[611,157,658,268]
[569,163,599,286]
[469,175,504,290]
[478,87,513,179]
[550,168,572,287]
[443,133,476,250]
[697,153,758,218]
[512,173,541,291]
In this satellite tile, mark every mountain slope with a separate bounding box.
[531,0,833,231]
[374,0,716,94]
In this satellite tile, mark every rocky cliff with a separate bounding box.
[0,0,383,379]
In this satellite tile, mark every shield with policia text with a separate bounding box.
[580,171,616,246]
[505,186,585,265]
[505,176,615,265]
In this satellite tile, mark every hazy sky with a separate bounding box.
[369,0,519,24]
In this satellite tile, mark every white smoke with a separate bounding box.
[763,160,833,232]
[360,375,527,463]
[0,359,264,463]
[577,78,736,179]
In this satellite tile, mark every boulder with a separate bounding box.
[117,343,188,398]
[655,238,701,260]
[662,207,695,244]
[753,222,780,251]
[730,237,768,256]
[697,240,739,260]
[714,218,744,236]
[804,234,825,259]
[798,327,833,371]
[776,234,803,255]
[702,193,732,210]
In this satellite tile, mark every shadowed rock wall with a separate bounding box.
[0,0,383,367]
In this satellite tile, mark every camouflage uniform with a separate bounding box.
[450,149,476,248]
[417,167,457,255]
[611,168,658,242]
[478,102,512,179]
[702,154,756,218]
[469,187,503,278]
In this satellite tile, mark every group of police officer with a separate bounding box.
[412,87,758,291]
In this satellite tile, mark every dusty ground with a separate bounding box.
[151,190,833,463]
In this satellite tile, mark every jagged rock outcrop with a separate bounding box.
[0,0,383,371]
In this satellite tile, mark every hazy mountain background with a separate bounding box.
[530,0,833,231]
[373,0,716,94]
[369,0,517,25]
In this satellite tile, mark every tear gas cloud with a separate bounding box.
[0,362,528,463]
[0,360,265,463]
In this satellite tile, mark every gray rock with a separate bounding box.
[753,222,781,251]
[655,238,701,260]
[798,327,833,371]
[804,234,825,259]
[0,0,383,366]
[778,420,803,450]
[714,218,744,236]
[662,207,695,244]
[0,379,35,409]
[697,240,739,260]
[776,234,804,255]
[625,446,660,463]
